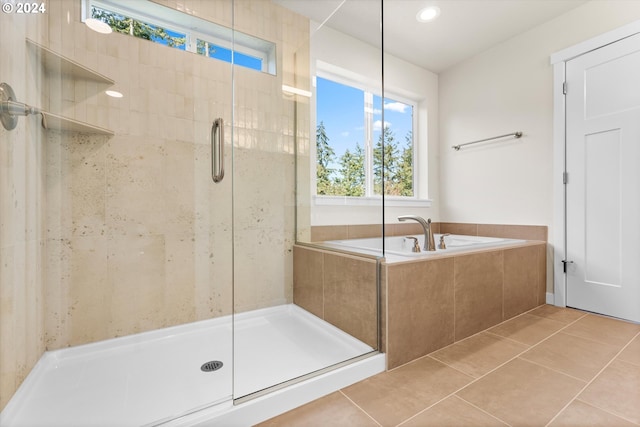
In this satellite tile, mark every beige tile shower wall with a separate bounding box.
[44,1,310,349]
[0,11,48,410]
[384,242,546,369]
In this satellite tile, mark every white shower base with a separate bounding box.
[1,304,383,427]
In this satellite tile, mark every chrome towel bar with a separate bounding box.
[452,131,522,151]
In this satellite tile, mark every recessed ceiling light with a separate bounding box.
[85,18,112,34]
[416,6,441,23]
[105,90,123,98]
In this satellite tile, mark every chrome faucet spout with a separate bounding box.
[397,215,436,251]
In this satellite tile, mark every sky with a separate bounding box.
[316,76,413,170]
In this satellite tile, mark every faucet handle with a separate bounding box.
[438,233,450,250]
[404,236,421,253]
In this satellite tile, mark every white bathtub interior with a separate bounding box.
[325,234,525,258]
[0,304,376,427]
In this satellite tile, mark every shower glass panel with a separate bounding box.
[2,0,237,424]
[1,0,383,422]
[0,3,48,415]
[230,0,383,401]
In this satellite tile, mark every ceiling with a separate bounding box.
[274,0,587,73]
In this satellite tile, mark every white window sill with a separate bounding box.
[313,195,432,208]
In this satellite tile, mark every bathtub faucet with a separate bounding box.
[397,215,436,251]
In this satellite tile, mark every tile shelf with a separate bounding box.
[26,39,114,84]
[41,112,113,136]
[26,38,114,135]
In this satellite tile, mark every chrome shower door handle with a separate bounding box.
[211,118,224,183]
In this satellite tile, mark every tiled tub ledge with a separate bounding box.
[382,240,547,369]
[293,239,547,371]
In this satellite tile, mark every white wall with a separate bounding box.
[439,1,640,240]
[310,24,440,225]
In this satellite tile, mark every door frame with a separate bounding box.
[550,20,640,307]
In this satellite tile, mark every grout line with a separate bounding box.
[395,309,538,372]
[454,395,513,427]
[453,256,457,347]
[517,357,588,384]
[426,355,477,378]
[559,321,639,348]
[483,330,533,347]
[391,304,577,373]
[339,390,383,427]
[572,397,640,426]
[395,310,591,426]
[501,251,505,322]
[524,305,588,322]
[339,308,633,427]
[544,330,640,427]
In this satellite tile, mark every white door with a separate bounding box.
[566,32,640,323]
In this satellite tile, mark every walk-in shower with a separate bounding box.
[0,0,384,425]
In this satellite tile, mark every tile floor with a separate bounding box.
[257,305,640,427]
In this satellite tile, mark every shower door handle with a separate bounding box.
[211,118,224,183]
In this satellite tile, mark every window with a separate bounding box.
[90,6,187,51]
[316,75,415,198]
[83,0,276,74]
[196,38,264,72]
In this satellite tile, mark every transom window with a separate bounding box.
[83,0,276,74]
[316,75,415,198]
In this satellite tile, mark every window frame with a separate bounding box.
[314,67,425,206]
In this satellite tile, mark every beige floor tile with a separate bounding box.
[402,395,508,427]
[488,314,566,346]
[520,332,620,381]
[528,304,586,324]
[579,359,640,424]
[342,356,473,427]
[456,358,586,427]
[562,314,640,348]
[430,332,528,378]
[255,391,378,427]
[617,334,640,367]
[548,399,637,427]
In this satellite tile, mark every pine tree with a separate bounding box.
[316,121,336,195]
[336,143,365,196]
[373,126,399,195]
[397,131,414,196]
[91,7,186,48]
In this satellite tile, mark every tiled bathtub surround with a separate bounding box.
[293,238,546,370]
[293,246,378,348]
[311,222,546,242]
[383,241,547,369]
[259,306,640,427]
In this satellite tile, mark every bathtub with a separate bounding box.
[325,234,525,259]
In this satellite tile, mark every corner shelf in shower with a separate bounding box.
[25,39,115,135]
[40,112,113,135]
[26,39,115,85]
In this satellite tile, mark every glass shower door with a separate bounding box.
[232,0,383,401]
[1,0,237,424]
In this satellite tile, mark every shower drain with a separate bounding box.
[201,360,224,372]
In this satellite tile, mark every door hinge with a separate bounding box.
[561,259,574,273]
[563,171,568,184]
[562,82,567,95]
